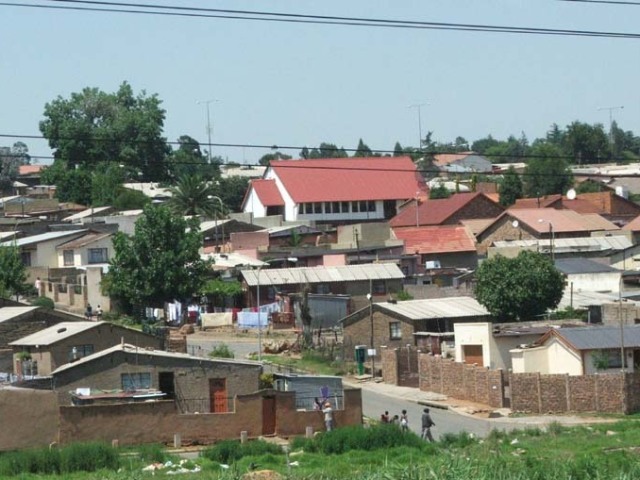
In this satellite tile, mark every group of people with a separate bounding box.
[380,408,435,442]
[84,303,103,321]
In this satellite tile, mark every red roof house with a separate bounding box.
[390,192,504,228]
[242,157,426,223]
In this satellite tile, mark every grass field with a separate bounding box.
[3,419,640,479]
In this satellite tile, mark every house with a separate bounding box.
[476,209,620,254]
[340,297,491,359]
[56,232,113,268]
[48,343,262,408]
[511,325,640,375]
[390,192,504,229]
[453,321,558,370]
[392,225,478,271]
[198,218,263,250]
[489,235,633,260]
[103,209,143,235]
[9,321,163,377]
[240,263,405,313]
[62,206,115,224]
[623,215,640,245]
[432,152,493,173]
[242,156,426,223]
[555,258,622,294]
[0,230,87,274]
[17,164,45,187]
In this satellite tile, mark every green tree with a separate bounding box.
[305,143,348,159]
[103,205,211,315]
[0,142,31,193]
[471,135,501,154]
[0,245,28,300]
[393,142,404,157]
[484,134,529,163]
[475,251,565,322]
[258,151,292,166]
[354,138,373,157]
[524,142,573,197]
[91,163,127,207]
[113,188,150,210]
[41,162,92,205]
[167,175,223,218]
[216,176,250,212]
[429,183,451,199]
[563,121,608,164]
[498,166,523,207]
[168,135,219,179]
[39,82,170,181]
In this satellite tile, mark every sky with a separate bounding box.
[2,0,640,165]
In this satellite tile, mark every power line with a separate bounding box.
[559,0,640,6]
[1,131,635,164]
[2,0,640,39]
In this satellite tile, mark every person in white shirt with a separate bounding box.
[322,402,334,431]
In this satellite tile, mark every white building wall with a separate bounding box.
[512,338,582,375]
[263,169,296,221]
[566,272,621,294]
[38,241,66,268]
[583,349,635,375]
[454,323,492,367]
[243,188,267,219]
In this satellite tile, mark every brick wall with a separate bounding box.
[510,372,631,414]
[602,302,640,326]
[417,354,505,408]
[0,388,59,451]
[343,311,414,357]
[446,197,504,225]
[380,347,418,387]
[404,283,475,300]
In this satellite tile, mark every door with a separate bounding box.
[262,395,276,436]
[159,372,175,399]
[462,345,484,366]
[209,378,228,413]
[383,200,397,219]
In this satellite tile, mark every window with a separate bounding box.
[316,283,330,294]
[122,372,152,391]
[368,200,376,212]
[359,200,368,212]
[313,203,322,214]
[21,252,31,266]
[88,248,108,264]
[341,202,349,213]
[352,201,359,213]
[304,203,313,214]
[332,202,340,214]
[372,280,386,294]
[324,202,332,213]
[68,344,94,362]
[601,349,627,369]
[63,250,74,266]
[389,322,402,340]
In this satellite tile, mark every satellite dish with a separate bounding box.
[512,220,519,228]
[567,189,577,200]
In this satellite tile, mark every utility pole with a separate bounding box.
[407,102,428,151]
[597,105,624,159]
[197,99,219,163]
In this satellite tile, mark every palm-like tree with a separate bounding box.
[167,174,225,219]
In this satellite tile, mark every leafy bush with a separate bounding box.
[135,443,168,463]
[396,290,414,301]
[438,431,479,449]
[259,373,274,389]
[201,439,282,464]
[209,343,235,359]
[31,296,54,310]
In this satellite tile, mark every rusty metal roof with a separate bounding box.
[241,263,404,287]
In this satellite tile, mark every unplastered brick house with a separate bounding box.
[242,156,426,224]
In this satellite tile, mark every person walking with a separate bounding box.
[400,409,409,432]
[322,401,334,432]
[421,408,435,442]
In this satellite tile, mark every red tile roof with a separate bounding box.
[510,195,562,209]
[390,192,499,228]
[504,209,618,234]
[251,179,285,206]
[623,215,640,232]
[269,156,424,202]
[18,165,44,175]
[394,226,477,254]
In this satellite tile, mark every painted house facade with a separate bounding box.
[242,157,426,223]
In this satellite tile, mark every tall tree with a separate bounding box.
[168,135,218,179]
[103,205,211,315]
[167,174,223,218]
[0,245,28,300]
[524,142,573,197]
[258,151,292,166]
[475,251,565,322]
[393,142,404,157]
[39,82,170,181]
[354,138,373,157]
[563,121,608,164]
[498,166,523,206]
[0,142,31,193]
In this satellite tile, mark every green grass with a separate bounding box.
[6,421,640,479]
[262,350,345,376]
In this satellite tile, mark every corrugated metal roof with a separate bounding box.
[0,229,86,247]
[252,179,285,207]
[241,263,404,287]
[547,325,640,350]
[57,232,112,249]
[393,225,477,254]
[10,321,100,346]
[376,296,489,320]
[202,252,266,269]
[555,258,620,275]
[62,206,112,222]
[0,306,39,324]
[493,235,632,252]
[52,343,260,375]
